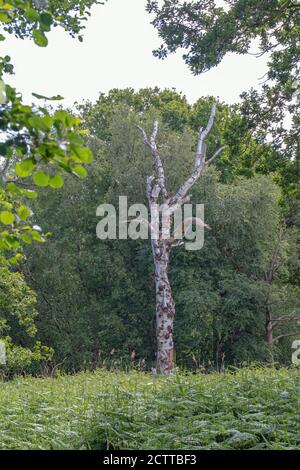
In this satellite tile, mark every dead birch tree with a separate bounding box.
[138,104,225,374]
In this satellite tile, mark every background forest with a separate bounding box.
[0,1,299,377]
[2,89,299,375]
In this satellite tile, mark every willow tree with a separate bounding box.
[138,104,224,374]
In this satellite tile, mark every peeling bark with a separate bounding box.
[266,307,273,347]
[154,241,175,374]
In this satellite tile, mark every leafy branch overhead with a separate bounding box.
[0,0,106,45]
[0,0,105,262]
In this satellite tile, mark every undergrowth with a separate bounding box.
[0,367,299,450]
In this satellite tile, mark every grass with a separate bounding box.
[0,367,299,450]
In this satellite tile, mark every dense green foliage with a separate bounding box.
[18,91,299,372]
[0,0,103,44]
[78,87,293,191]
[0,0,103,263]
[0,265,52,376]
[147,1,299,78]
[0,0,100,263]
[0,4,298,379]
[0,367,299,449]
[0,3,299,453]
[0,1,105,366]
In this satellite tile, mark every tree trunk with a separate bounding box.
[154,241,175,374]
[266,307,273,347]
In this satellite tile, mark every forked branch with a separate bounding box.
[272,330,300,344]
[170,103,225,206]
[138,103,224,247]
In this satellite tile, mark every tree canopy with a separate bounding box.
[20,91,300,371]
[147,0,300,200]
[0,0,104,263]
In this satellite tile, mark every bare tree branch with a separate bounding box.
[136,125,151,149]
[170,103,217,205]
[196,103,216,161]
[170,240,184,248]
[138,122,168,199]
[264,228,284,283]
[168,195,191,215]
[173,216,211,240]
[272,330,300,343]
[146,175,160,202]
[150,120,159,144]
[272,313,300,327]
[205,145,227,165]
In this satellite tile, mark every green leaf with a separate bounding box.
[0,12,13,23]
[0,211,15,225]
[0,3,14,11]
[18,206,31,221]
[32,92,64,101]
[32,29,48,47]
[49,174,64,189]
[20,157,36,171]
[39,12,53,32]
[6,182,21,195]
[73,146,93,163]
[28,115,53,131]
[33,170,49,187]
[5,234,20,249]
[72,165,88,178]
[15,158,36,177]
[0,200,12,209]
[20,233,32,244]
[54,110,72,126]
[0,79,6,104]
[24,8,39,23]
[8,256,19,265]
[22,189,38,199]
[8,252,22,264]
[16,163,29,178]
[31,230,45,242]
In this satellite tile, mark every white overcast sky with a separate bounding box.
[4,0,269,107]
